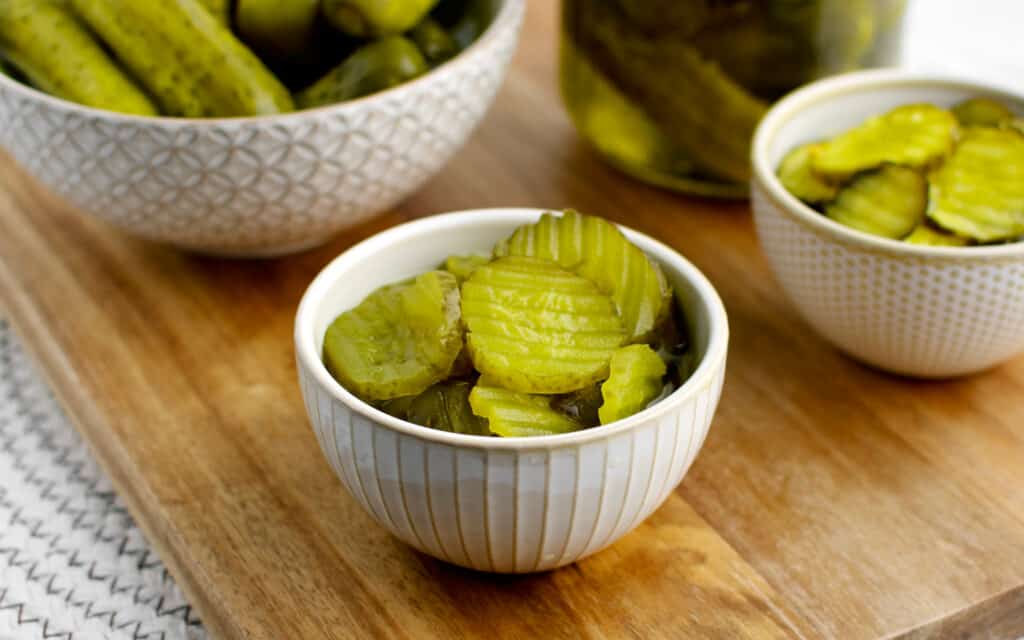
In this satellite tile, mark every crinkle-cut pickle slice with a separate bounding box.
[812,104,957,179]
[927,127,1024,242]
[323,270,462,401]
[379,381,489,435]
[903,224,969,247]
[952,97,1014,128]
[461,256,627,394]
[825,165,927,239]
[443,253,491,282]
[469,384,581,437]
[493,210,670,342]
[599,344,667,425]
[777,142,839,203]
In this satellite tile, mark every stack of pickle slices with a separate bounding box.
[323,211,693,437]
[778,97,1024,246]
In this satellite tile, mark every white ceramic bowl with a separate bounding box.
[752,70,1024,378]
[0,0,522,257]
[294,209,729,573]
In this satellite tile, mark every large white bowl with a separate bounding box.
[0,0,523,256]
[294,209,729,573]
[752,70,1024,378]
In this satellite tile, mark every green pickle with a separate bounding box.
[322,0,439,37]
[409,18,459,66]
[469,385,582,437]
[825,165,926,239]
[235,0,320,61]
[296,36,428,108]
[812,104,957,179]
[777,143,839,203]
[928,127,1024,242]
[461,256,627,394]
[323,212,692,436]
[443,254,490,282]
[494,210,671,342]
[323,271,462,401]
[952,98,1014,128]
[561,0,906,196]
[903,224,969,247]
[71,0,293,117]
[598,345,667,425]
[0,0,157,115]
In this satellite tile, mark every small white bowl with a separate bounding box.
[294,208,729,573]
[752,70,1024,378]
[0,0,522,257]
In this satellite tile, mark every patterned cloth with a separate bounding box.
[0,320,205,640]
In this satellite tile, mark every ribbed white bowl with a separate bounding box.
[0,0,522,257]
[294,209,729,572]
[752,70,1024,378]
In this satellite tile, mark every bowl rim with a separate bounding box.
[0,0,523,126]
[294,208,730,450]
[751,68,1024,261]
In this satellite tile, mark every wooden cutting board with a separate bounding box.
[2,3,1024,639]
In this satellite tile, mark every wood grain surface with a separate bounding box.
[2,3,1024,639]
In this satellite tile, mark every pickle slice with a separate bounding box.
[952,98,1014,128]
[927,127,1024,242]
[323,271,462,401]
[825,165,927,239]
[777,142,840,203]
[379,381,489,435]
[461,256,627,394]
[598,345,667,425]
[494,210,670,342]
[468,385,582,437]
[812,104,958,179]
[903,224,969,247]
[443,254,490,283]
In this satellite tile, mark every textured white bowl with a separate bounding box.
[752,70,1024,378]
[0,0,522,257]
[294,209,729,573]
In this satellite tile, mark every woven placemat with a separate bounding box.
[0,319,206,640]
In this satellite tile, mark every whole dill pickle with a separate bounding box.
[0,0,157,115]
[71,0,294,117]
[295,36,427,108]
[569,1,767,183]
[322,0,439,37]
[409,18,458,65]
[235,0,320,61]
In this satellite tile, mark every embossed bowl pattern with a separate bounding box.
[0,0,523,256]
[752,70,1024,378]
[294,209,730,572]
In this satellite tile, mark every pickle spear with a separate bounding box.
[469,384,582,437]
[295,36,427,108]
[812,104,958,179]
[494,211,671,343]
[0,0,157,115]
[323,271,463,401]
[461,256,627,394]
[825,165,927,239]
[599,344,667,425]
[568,1,767,183]
[322,0,439,37]
[927,127,1024,242]
[71,0,293,117]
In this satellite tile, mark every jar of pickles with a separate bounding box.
[560,0,907,197]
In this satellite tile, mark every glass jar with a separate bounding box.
[560,0,907,197]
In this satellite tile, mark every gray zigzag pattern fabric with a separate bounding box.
[0,320,206,640]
